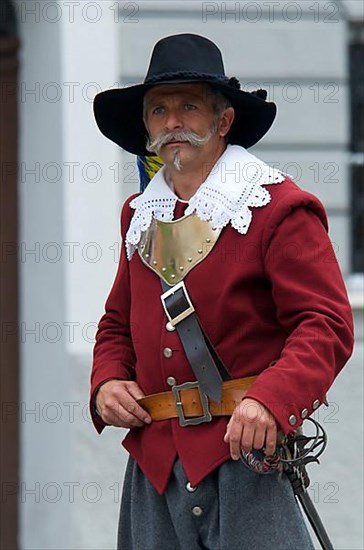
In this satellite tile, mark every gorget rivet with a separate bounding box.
[206,238,211,243]
[187,257,193,262]
[197,249,203,254]
[145,253,150,259]
[179,266,184,271]
[162,267,167,272]
[152,260,157,266]
[171,274,175,279]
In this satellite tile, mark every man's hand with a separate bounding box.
[224,397,277,460]
[95,380,152,428]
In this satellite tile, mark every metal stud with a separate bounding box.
[163,348,173,358]
[312,399,320,410]
[301,408,308,419]
[192,506,203,517]
[162,267,166,272]
[152,260,157,266]
[179,266,184,271]
[166,322,175,332]
[288,414,297,426]
[197,248,203,254]
[206,238,211,243]
[187,257,193,262]
[145,253,150,259]
[166,376,176,387]
[171,274,175,279]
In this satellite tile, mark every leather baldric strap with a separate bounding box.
[138,377,257,425]
[160,279,231,402]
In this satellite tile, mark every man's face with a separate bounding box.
[143,83,231,172]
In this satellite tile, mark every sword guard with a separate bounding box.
[278,417,327,469]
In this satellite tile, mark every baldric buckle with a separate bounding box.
[160,280,195,327]
[171,381,212,427]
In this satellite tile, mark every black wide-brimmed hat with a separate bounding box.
[94,33,277,156]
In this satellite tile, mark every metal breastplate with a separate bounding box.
[137,213,222,285]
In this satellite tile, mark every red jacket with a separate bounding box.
[90,177,354,494]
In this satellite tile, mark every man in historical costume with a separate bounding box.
[90,34,354,549]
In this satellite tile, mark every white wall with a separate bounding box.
[61,4,123,356]
[61,4,131,548]
[16,1,70,548]
[341,0,364,20]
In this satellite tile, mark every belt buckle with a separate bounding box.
[160,280,195,327]
[172,381,212,427]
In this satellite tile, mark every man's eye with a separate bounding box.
[152,106,164,114]
[184,103,197,110]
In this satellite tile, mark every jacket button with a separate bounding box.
[301,408,308,419]
[166,377,176,387]
[163,347,173,358]
[288,414,297,426]
[186,482,197,493]
[166,322,175,332]
[192,506,203,516]
[312,399,320,410]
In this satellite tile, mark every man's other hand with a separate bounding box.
[224,397,277,460]
[95,380,152,428]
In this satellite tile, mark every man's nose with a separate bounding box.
[164,110,183,131]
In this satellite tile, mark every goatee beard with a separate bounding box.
[173,150,181,171]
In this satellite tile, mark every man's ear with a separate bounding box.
[219,107,235,137]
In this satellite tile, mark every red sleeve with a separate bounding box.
[89,197,138,433]
[244,203,354,434]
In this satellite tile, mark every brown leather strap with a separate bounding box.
[138,376,257,421]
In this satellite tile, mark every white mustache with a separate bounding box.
[146,125,217,155]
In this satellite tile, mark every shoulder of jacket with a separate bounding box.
[261,176,328,247]
[123,192,141,212]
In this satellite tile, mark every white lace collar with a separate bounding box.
[125,145,285,260]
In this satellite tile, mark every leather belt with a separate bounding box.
[138,376,257,427]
